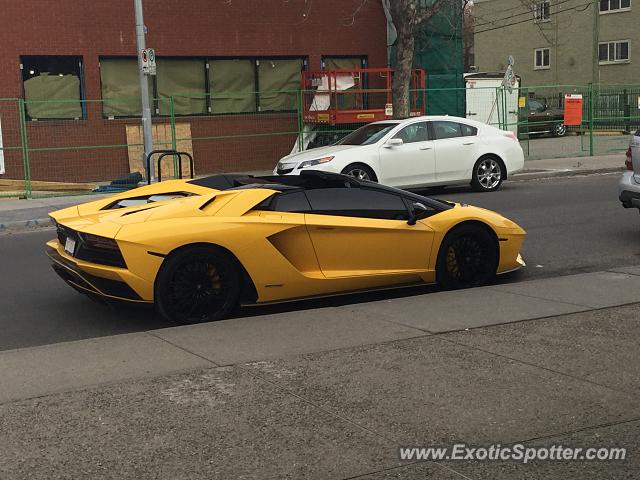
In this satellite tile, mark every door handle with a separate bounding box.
[462,142,475,145]
[419,146,432,150]
[316,226,335,230]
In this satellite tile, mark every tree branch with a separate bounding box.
[414,0,450,25]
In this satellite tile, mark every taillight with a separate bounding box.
[503,131,517,141]
[625,147,633,170]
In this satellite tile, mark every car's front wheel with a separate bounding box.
[155,246,241,324]
[341,163,377,182]
[471,156,504,192]
[553,122,566,137]
[436,224,498,289]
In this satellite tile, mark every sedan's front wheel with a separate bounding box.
[155,246,241,324]
[471,156,504,192]
[553,123,566,137]
[341,163,377,182]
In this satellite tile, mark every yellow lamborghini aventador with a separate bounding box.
[47,170,526,323]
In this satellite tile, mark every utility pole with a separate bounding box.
[134,0,154,181]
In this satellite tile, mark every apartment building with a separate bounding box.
[473,0,636,85]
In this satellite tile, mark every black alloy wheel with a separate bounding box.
[436,225,498,289]
[156,247,241,324]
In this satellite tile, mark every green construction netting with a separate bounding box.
[411,2,465,116]
[24,73,82,119]
[100,58,145,117]
[209,59,256,114]
[258,58,303,111]
[157,59,207,115]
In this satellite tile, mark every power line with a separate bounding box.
[474,0,594,35]
[473,0,578,29]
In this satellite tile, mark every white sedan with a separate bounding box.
[275,115,524,192]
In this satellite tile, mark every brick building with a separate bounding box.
[0,0,387,183]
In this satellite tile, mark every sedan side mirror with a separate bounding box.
[407,202,429,225]
[384,138,404,148]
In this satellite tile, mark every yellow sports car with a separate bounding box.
[47,171,526,323]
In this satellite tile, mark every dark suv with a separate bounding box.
[520,98,566,137]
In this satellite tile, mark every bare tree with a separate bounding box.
[386,0,460,118]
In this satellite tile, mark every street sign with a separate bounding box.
[385,103,393,116]
[564,94,583,126]
[141,48,156,75]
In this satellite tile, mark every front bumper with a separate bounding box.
[47,243,151,304]
[618,171,640,209]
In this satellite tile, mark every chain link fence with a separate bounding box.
[1,85,638,198]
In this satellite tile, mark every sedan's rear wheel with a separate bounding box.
[341,163,377,182]
[156,246,241,324]
[471,156,503,192]
[436,224,498,289]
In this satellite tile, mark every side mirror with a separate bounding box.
[407,202,429,225]
[384,138,404,148]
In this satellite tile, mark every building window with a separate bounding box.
[533,1,551,22]
[21,56,84,120]
[599,40,630,63]
[257,58,305,112]
[100,58,147,118]
[99,56,306,117]
[534,48,550,69]
[600,0,631,13]
[209,59,256,114]
[322,57,366,70]
[156,58,207,115]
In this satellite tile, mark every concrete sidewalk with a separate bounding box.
[1,267,640,479]
[0,154,625,231]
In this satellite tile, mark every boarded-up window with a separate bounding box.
[322,57,365,110]
[209,59,256,114]
[22,56,83,120]
[323,57,364,71]
[156,59,207,115]
[258,58,304,111]
[100,58,144,117]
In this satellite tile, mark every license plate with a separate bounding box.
[64,237,76,256]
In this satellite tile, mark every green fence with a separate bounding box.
[1,84,639,199]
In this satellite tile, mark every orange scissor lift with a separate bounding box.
[301,67,426,125]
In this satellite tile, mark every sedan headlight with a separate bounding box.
[297,156,334,169]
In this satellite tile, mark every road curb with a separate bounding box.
[511,166,624,181]
[0,217,53,232]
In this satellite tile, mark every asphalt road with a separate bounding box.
[1,172,639,352]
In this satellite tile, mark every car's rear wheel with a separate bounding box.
[553,122,566,137]
[155,246,241,324]
[471,156,504,192]
[436,224,498,289]
[341,163,377,182]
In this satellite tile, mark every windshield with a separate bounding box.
[336,123,396,146]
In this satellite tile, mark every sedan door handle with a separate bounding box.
[316,226,335,230]
[462,142,475,145]
[419,146,432,150]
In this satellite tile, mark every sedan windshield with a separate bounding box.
[336,123,396,146]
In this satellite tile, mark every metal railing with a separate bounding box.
[1,84,638,198]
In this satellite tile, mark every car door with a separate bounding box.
[432,120,478,183]
[378,121,436,187]
[302,187,435,278]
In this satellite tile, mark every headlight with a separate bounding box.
[81,233,120,251]
[297,156,334,169]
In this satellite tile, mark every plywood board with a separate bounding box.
[125,123,194,181]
